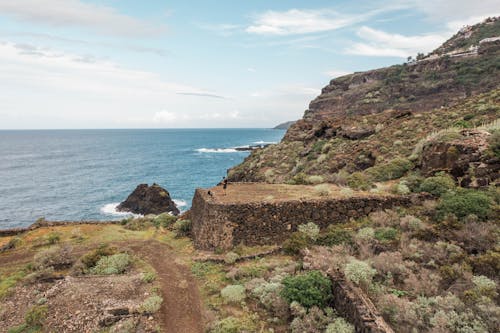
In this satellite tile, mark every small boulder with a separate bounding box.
[117,183,180,216]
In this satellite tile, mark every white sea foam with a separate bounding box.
[196,148,239,153]
[253,141,276,145]
[173,199,188,207]
[100,203,142,218]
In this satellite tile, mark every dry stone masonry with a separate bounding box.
[191,187,428,250]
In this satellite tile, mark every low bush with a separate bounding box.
[366,158,413,181]
[281,270,332,308]
[347,172,373,190]
[487,128,500,158]
[80,244,117,269]
[290,306,335,333]
[45,232,61,245]
[316,227,354,247]
[283,232,310,255]
[139,294,163,314]
[325,317,355,333]
[437,189,492,220]
[307,175,324,185]
[471,250,500,278]
[298,222,320,241]
[355,227,375,241]
[374,227,399,242]
[419,173,456,196]
[344,259,376,288]
[153,213,177,228]
[314,184,330,196]
[391,182,410,195]
[210,316,252,333]
[90,253,131,275]
[25,304,48,327]
[34,245,73,270]
[250,280,288,316]
[174,219,191,236]
[142,271,156,283]
[221,284,246,304]
[399,215,424,232]
[224,252,240,264]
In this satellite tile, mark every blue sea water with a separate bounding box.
[0,129,285,229]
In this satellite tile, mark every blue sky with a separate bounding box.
[0,0,498,129]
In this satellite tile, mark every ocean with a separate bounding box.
[0,129,285,229]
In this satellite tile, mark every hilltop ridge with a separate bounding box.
[228,17,500,185]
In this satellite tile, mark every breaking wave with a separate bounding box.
[100,203,142,218]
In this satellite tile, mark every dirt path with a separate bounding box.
[126,240,205,333]
[1,240,205,333]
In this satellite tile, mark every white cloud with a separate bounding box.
[0,0,164,36]
[246,9,362,35]
[325,70,352,78]
[196,23,241,36]
[346,26,447,57]
[407,0,500,23]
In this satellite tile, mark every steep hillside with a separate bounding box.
[228,17,500,185]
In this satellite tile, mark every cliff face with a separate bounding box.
[228,18,500,184]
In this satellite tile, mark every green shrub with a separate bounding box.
[325,318,355,333]
[314,184,330,196]
[139,294,163,314]
[281,270,332,308]
[142,271,156,283]
[283,232,310,255]
[366,158,413,181]
[174,219,191,236]
[25,305,48,326]
[80,244,116,269]
[289,172,309,185]
[317,227,354,246]
[344,259,376,287]
[90,253,131,275]
[487,129,500,158]
[210,317,246,333]
[340,187,354,197]
[419,174,456,196]
[437,189,492,220]
[471,275,497,299]
[471,250,500,278]
[221,284,246,304]
[152,213,177,228]
[347,172,373,190]
[34,245,73,270]
[2,236,22,251]
[298,222,320,241]
[374,227,399,242]
[307,175,324,185]
[391,182,410,195]
[356,227,374,241]
[401,173,424,192]
[45,232,61,245]
[224,251,240,264]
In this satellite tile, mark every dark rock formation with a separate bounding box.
[227,17,500,184]
[273,120,297,130]
[234,144,271,151]
[421,129,499,187]
[117,184,180,216]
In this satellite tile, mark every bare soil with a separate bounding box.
[0,239,205,333]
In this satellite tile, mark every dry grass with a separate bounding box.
[207,183,391,204]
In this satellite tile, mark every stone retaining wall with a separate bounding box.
[191,189,428,250]
[329,273,394,333]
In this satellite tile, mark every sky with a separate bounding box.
[0,0,498,129]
